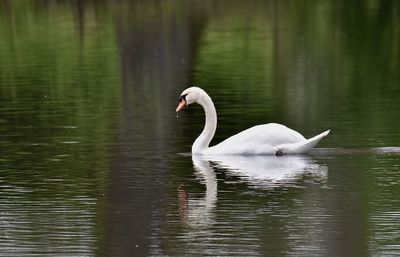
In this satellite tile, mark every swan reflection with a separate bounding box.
[178,155,217,228]
[179,154,328,227]
[195,154,328,189]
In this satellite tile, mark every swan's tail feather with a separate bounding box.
[284,130,330,154]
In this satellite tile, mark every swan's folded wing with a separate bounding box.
[206,123,307,155]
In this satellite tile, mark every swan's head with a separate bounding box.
[176,87,207,112]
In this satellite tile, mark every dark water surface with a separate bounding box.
[0,1,400,256]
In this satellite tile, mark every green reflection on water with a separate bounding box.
[0,2,120,253]
[0,1,120,168]
[193,0,400,148]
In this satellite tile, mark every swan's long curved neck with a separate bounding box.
[192,94,217,154]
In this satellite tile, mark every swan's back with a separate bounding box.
[206,123,306,155]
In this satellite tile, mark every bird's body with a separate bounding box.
[204,123,304,155]
[176,87,329,155]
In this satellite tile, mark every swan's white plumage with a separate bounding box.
[177,87,329,155]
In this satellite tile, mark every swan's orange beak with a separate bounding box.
[176,99,187,112]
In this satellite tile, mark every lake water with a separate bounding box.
[0,1,400,256]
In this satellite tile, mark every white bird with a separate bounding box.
[176,87,330,155]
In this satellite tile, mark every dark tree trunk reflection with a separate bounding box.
[102,2,208,256]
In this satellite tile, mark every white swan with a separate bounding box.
[176,87,330,155]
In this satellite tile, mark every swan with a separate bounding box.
[176,87,330,155]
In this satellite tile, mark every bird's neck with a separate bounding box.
[192,94,217,154]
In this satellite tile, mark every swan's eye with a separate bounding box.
[178,94,188,102]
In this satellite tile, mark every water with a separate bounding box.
[0,1,399,256]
